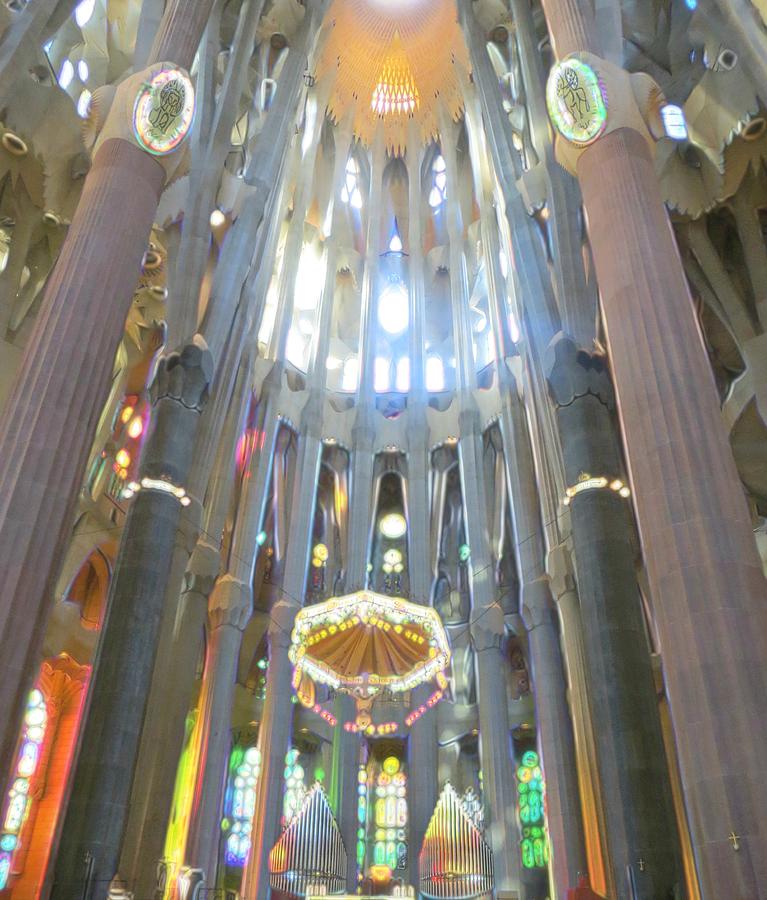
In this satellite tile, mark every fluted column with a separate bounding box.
[541,5,767,894]
[51,340,213,900]
[0,0,214,785]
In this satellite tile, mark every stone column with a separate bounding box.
[406,418,439,885]
[548,546,611,899]
[471,602,521,900]
[185,576,253,886]
[581,127,767,898]
[542,5,767,892]
[51,340,213,900]
[496,369,586,897]
[521,579,586,897]
[0,0,214,785]
[461,413,521,899]
[546,336,682,898]
[329,692,359,891]
[241,428,323,900]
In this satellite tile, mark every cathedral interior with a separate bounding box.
[1,0,767,898]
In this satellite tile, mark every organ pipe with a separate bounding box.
[419,783,493,899]
[269,784,347,896]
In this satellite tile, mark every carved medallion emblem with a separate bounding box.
[546,58,607,145]
[133,68,195,155]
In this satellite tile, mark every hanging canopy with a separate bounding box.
[289,590,450,694]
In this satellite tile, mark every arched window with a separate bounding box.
[517,750,549,869]
[341,158,363,209]
[429,155,447,209]
[225,746,261,866]
[0,690,48,889]
[425,355,445,392]
[372,756,407,871]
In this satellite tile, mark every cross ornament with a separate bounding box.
[729,832,741,852]
[637,858,646,872]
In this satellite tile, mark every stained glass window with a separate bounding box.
[282,748,307,825]
[0,690,48,889]
[429,155,447,209]
[516,750,549,869]
[225,746,261,866]
[357,764,368,871]
[372,756,407,872]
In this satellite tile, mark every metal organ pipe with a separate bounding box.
[419,784,494,899]
[269,784,347,897]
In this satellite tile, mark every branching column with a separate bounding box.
[0,0,214,785]
[541,2,767,894]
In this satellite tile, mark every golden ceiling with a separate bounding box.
[317,0,470,154]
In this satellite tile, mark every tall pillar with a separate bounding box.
[521,579,586,898]
[51,341,213,900]
[406,413,438,886]
[241,426,323,900]
[184,369,286,888]
[548,546,611,898]
[329,692,359,891]
[461,414,521,899]
[547,337,682,898]
[0,0,214,785]
[497,365,586,900]
[541,4,767,893]
[185,577,253,886]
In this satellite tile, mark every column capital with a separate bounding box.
[470,601,506,651]
[544,333,614,409]
[546,543,577,602]
[150,336,213,412]
[520,576,557,631]
[183,538,221,599]
[208,574,253,631]
[268,596,301,646]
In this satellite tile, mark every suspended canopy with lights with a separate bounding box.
[289,590,450,731]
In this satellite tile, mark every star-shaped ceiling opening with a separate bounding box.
[317,0,470,155]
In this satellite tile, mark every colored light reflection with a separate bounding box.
[0,690,48,889]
